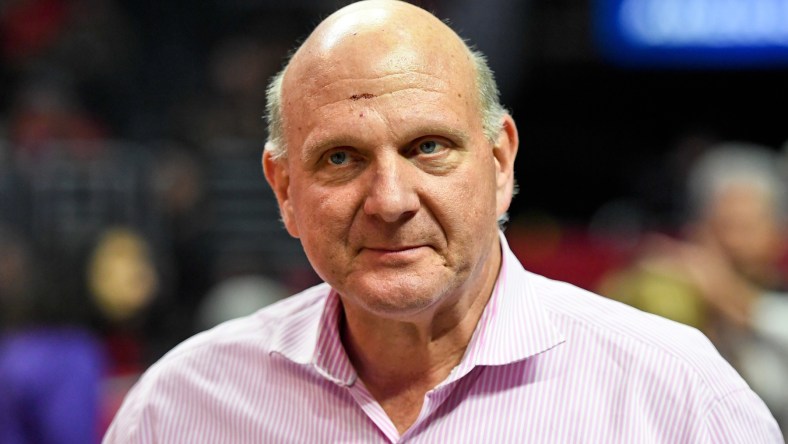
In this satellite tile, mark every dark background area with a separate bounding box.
[512,1,788,225]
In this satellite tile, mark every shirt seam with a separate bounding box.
[540,292,732,400]
[696,387,758,434]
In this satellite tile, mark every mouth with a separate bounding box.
[358,245,431,264]
[364,245,426,253]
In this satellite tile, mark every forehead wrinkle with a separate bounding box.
[295,72,452,108]
[310,71,451,92]
[309,87,447,113]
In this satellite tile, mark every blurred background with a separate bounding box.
[1,0,788,441]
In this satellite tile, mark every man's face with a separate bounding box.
[265,23,516,319]
[705,184,785,284]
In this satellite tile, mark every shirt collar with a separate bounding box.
[312,290,357,385]
[267,285,357,386]
[269,231,566,385]
[452,232,566,376]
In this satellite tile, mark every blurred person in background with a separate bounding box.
[1,0,140,137]
[8,75,108,162]
[149,144,214,337]
[683,143,788,432]
[599,142,788,434]
[0,223,166,442]
[0,226,105,444]
[82,226,166,433]
[86,227,159,328]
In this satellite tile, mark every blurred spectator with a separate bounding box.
[0,224,175,440]
[1,0,140,134]
[598,142,788,433]
[8,74,108,161]
[0,226,105,444]
[685,144,787,291]
[86,227,158,323]
[81,226,165,433]
[149,144,215,339]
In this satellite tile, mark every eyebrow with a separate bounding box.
[301,135,360,164]
[300,122,472,163]
[405,123,471,146]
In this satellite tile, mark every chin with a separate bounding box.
[340,275,454,320]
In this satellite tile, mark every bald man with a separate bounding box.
[104,1,781,442]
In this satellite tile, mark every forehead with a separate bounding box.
[294,68,457,113]
[288,26,476,96]
[281,33,480,152]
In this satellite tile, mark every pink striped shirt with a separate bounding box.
[104,235,783,443]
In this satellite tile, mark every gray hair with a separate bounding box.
[687,142,787,222]
[263,48,508,160]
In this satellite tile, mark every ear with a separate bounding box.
[263,145,300,238]
[492,114,519,220]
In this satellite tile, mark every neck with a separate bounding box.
[342,302,482,390]
[339,242,502,434]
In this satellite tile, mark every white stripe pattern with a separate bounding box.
[104,234,783,443]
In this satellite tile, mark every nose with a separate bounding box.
[363,158,420,223]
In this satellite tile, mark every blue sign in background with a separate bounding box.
[594,0,788,67]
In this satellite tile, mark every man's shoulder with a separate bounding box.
[499,269,781,442]
[527,272,748,395]
[103,283,335,441]
[532,272,702,340]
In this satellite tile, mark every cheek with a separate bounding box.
[292,184,358,244]
[431,161,498,231]
[458,158,498,213]
[290,189,353,284]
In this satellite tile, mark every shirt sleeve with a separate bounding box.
[695,388,784,443]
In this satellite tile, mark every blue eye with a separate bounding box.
[328,151,348,165]
[419,140,438,154]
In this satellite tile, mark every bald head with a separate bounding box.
[265,0,506,159]
[290,0,472,77]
